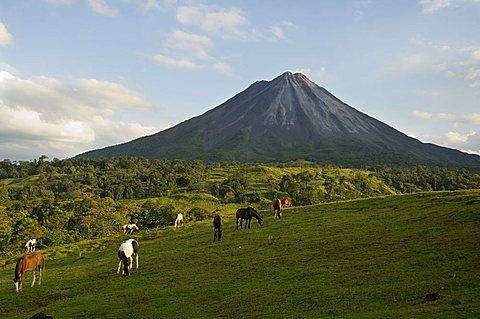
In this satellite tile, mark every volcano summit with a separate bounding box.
[78,72,480,168]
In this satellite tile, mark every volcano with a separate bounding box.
[77,72,480,168]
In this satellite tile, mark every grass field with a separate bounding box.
[1,190,479,318]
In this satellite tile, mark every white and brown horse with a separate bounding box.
[24,238,37,253]
[174,213,184,228]
[117,239,139,276]
[13,252,45,292]
[122,223,139,234]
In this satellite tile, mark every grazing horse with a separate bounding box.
[282,198,293,207]
[273,198,282,219]
[13,253,45,293]
[122,223,139,234]
[213,215,224,241]
[24,238,37,253]
[117,239,139,276]
[236,207,263,230]
[174,213,184,228]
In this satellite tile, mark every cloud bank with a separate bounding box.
[0,70,158,160]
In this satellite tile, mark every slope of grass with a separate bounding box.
[1,190,479,318]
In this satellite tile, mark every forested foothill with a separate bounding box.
[1,156,479,256]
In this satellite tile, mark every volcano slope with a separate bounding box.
[1,190,479,318]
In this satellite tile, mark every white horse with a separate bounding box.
[122,224,139,234]
[117,239,139,276]
[24,239,37,253]
[174,213,184,228]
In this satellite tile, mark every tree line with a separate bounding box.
[0,156,479,256]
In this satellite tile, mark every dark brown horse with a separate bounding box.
[236,207,263,230]
[273,198,282,219]
[213,215,224,241]
[13,253,45,293]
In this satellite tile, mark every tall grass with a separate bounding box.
[1,190,479,318]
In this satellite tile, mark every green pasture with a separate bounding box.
[0,190,479,318]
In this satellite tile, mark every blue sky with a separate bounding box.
[0,0,479,161]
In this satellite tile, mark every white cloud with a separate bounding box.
[0,22,14,47]
[270,26,285,41]
[470,48,480,61]
[419,0,452,13]
[88,0,118,16]
[144,0,160,10]
[0,71,158,160]
[213,62,232,76]
[176,5,255,40]
[165,30,213,60]
[412,110,480,124]
[446,131,476,144]
[0,63,19,76]
[43,0,73,5]
[152,54,202,70]
[466,67,480,87]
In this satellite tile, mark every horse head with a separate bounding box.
[13,276,22,292]
[250,207,263,226]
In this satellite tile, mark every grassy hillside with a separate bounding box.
[1,190,479,318]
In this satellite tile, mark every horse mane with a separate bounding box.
[249,207,262,219]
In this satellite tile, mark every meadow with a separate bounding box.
[0,190,479,318]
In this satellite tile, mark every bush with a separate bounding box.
[186,207,211,222]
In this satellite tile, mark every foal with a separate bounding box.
[117,239,139,276]
[13,253,45,293]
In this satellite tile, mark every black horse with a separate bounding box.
[236,207,263,230]
[213,215,224,241]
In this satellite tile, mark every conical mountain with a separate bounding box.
[78,72,480,168]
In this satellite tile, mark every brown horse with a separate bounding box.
[236,207,263,230]
[282,198,293,207]
[13,253,45,293]
[273,198,282,219]
[213,215,224,241]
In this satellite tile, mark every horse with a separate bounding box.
[273,198,282,219]
[174,213,184,228]
[236,207,263,230]
[122,223,139,234]
[117,239,139,276]
[213,215,224,241]
[13,252,45,293]
[24,238,37,253]
[282,198,293,207]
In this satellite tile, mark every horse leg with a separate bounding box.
[218,230,222,241]
[236,218,238,230]
[39,267,42,285]
[117,260,123,274]
[31,270,36,287]
[136,254,139,269]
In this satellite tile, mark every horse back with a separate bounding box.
[213,215,223,229]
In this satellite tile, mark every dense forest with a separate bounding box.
[1,156,479,256]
